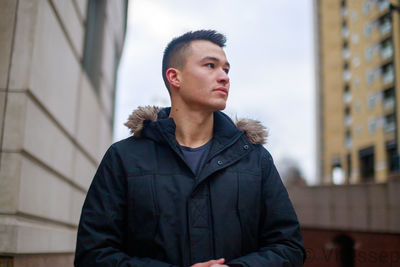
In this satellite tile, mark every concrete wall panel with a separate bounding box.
[72,148,96,190]
[348,186,368,230]
[0,0,17,88]
[101,23,116,92]
[75,73,102,162]
[368,184,388,231]
[0,91,6,136]
[313,187,332,227]
[18,156,73,225]
[8,0,40,90]
[0,216,18,253]
[24,97,75,179]
[0,153,22,213]
[331,186,349,229]
[16,221,76,253]
[73,0,88,23]
[51,0,84,58]
[28,0,80,135]
[2,92,27,151]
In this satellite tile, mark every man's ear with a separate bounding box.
[166,68,180,88]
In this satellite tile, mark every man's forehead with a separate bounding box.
[187,40,228,61]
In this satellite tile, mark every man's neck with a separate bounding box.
[169,105,214,148]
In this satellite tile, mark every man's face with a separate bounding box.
[175,40,230,112]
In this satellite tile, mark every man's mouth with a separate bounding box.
[213,87,229,95]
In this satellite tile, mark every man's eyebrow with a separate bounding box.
[201,56,230,67]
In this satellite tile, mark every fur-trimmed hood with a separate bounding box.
[124,106,268,145]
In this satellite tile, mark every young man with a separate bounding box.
[75,30,305,267]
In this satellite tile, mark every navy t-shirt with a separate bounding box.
[180,140,212,176]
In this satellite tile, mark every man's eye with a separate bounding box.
[206,63,215,68]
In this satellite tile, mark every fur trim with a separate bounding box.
[235,119,268,145]
[125,106,268,144]
[124,106,161,137]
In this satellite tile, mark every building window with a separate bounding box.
[367,92,382,110]
[345,107,352,126]
[82,0,106,92]
[345,130,352,148]
[355,124,362,136]
[343,41,350,59]
[352,56,360,67]
[351,33,359,44]
[382,62,394,85]
[383,87,395,110]
[354,99,361,113]
[366,68,381,86]
[359,146,375,182]
[346,154,352,183]
[343,85,352,104]
[380,38,393,60]
[363,1,372,16]
[341,0,348,17]
[368,117,377,135]
[379,14,391,35]
[386,141,398,173]
[353,76,361,89]
[377,0,390,12]
[384,113,396,133]
[342,20,349,38]
[343,63,351,82]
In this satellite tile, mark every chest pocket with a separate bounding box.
[237,172,262,254]
[127,174,159,242]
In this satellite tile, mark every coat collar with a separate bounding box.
[124,106,268,145]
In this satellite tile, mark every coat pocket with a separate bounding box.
[237,172,262,254]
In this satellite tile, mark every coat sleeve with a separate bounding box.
[74,145,175,267]
[227,149,306,267]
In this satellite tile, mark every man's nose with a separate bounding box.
[217,69,230,85]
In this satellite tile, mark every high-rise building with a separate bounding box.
[0,0,128,265]
[315,0,400,184]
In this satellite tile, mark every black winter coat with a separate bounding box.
[75,107,305,267]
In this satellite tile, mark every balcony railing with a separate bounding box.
[343,48,351,59]
[343,70,351,82]
[380,19,391,35]
[378,0,390,11]
[382,66,394,85]
[381,43,393,60]
[343,92,352,104]
[384,122,396,133]
[345,115,352,126]
[342,27,350,38]
[384,97,395,110]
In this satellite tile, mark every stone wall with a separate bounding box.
[287,179,400,233]
[0,0,127,261]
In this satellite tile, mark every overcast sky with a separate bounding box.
[114,0,316,184]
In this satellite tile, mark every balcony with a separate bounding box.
[342,26,350,38]
[385,122,396,133]
[343,91,352,104]
[345,138,353,149]
[380,42,393,60]
[379,18,391,35]
[343,48,351,59]
[343,69,351,82]
[345,115,352,126]
[341,6,348,17]
[378,0,390,11]
[384,97,395,110]
[382,65,394,85]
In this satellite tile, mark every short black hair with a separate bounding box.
[162,30,227,93]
